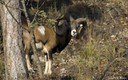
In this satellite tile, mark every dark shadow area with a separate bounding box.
[23,1,102,23]
[0,19,3,54]
[21,0,73,22]
[61,76,75,80]
[123,75,128,80]
[38,74,75,80]
[64,3,103,21]
[25,0,73,11]
[42,0,73,11]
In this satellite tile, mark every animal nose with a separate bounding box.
[71,29,77,36]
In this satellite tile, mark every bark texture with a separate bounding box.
[0,0,27,80]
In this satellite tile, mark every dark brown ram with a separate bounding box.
[22,17,87,75]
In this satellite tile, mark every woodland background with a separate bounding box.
[0,0,128,80]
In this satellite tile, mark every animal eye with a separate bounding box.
[79,24,83,27]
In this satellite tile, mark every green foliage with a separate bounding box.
[46,19,56,27]
[38,10,47,18]
[33,10,56,28]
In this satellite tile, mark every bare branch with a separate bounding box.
[0,1,20,24]
[0,1,23,26]
[5,5,21,25]
[21,0,43,79]
[31,0,46,24]
[0,1,23,11]
[21,0,31,27]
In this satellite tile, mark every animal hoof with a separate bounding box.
[44,71,48,75]
[48,70,52,75]
[44,71,52,75]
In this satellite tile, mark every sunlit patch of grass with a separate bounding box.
[72,22,126,79]
[75,73,92,80]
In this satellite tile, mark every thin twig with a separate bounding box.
[5,4,21,25]
[0,1,24,26]
[21,0,31,27]
[0,1,22,11]
[31,0,46,24]
[99,58,117,80]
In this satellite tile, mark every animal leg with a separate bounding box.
[44,54,49,74]
[24,46,34,72]
[44,54,52,75]
[47,59,52,74]
[47,53,53,75]
[38,50,45,62]
[43,46,53,75]
[25,54,33,71]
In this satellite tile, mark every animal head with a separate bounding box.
[69,17,87,37]
[55,16,87,37]
[70,17,78,36]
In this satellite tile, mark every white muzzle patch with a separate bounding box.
[38,26,45,35]
[71,29,77,36]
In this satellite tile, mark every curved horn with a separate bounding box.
[55,19,68,35]
[76,18,86,23]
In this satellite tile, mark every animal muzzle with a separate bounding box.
[71,29,77,36]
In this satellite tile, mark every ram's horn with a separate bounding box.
[55,19,68,35]
[76,18,86,23]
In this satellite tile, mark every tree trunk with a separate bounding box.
[0,0,27,80]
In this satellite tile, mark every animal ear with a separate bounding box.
[70,16,75,22]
